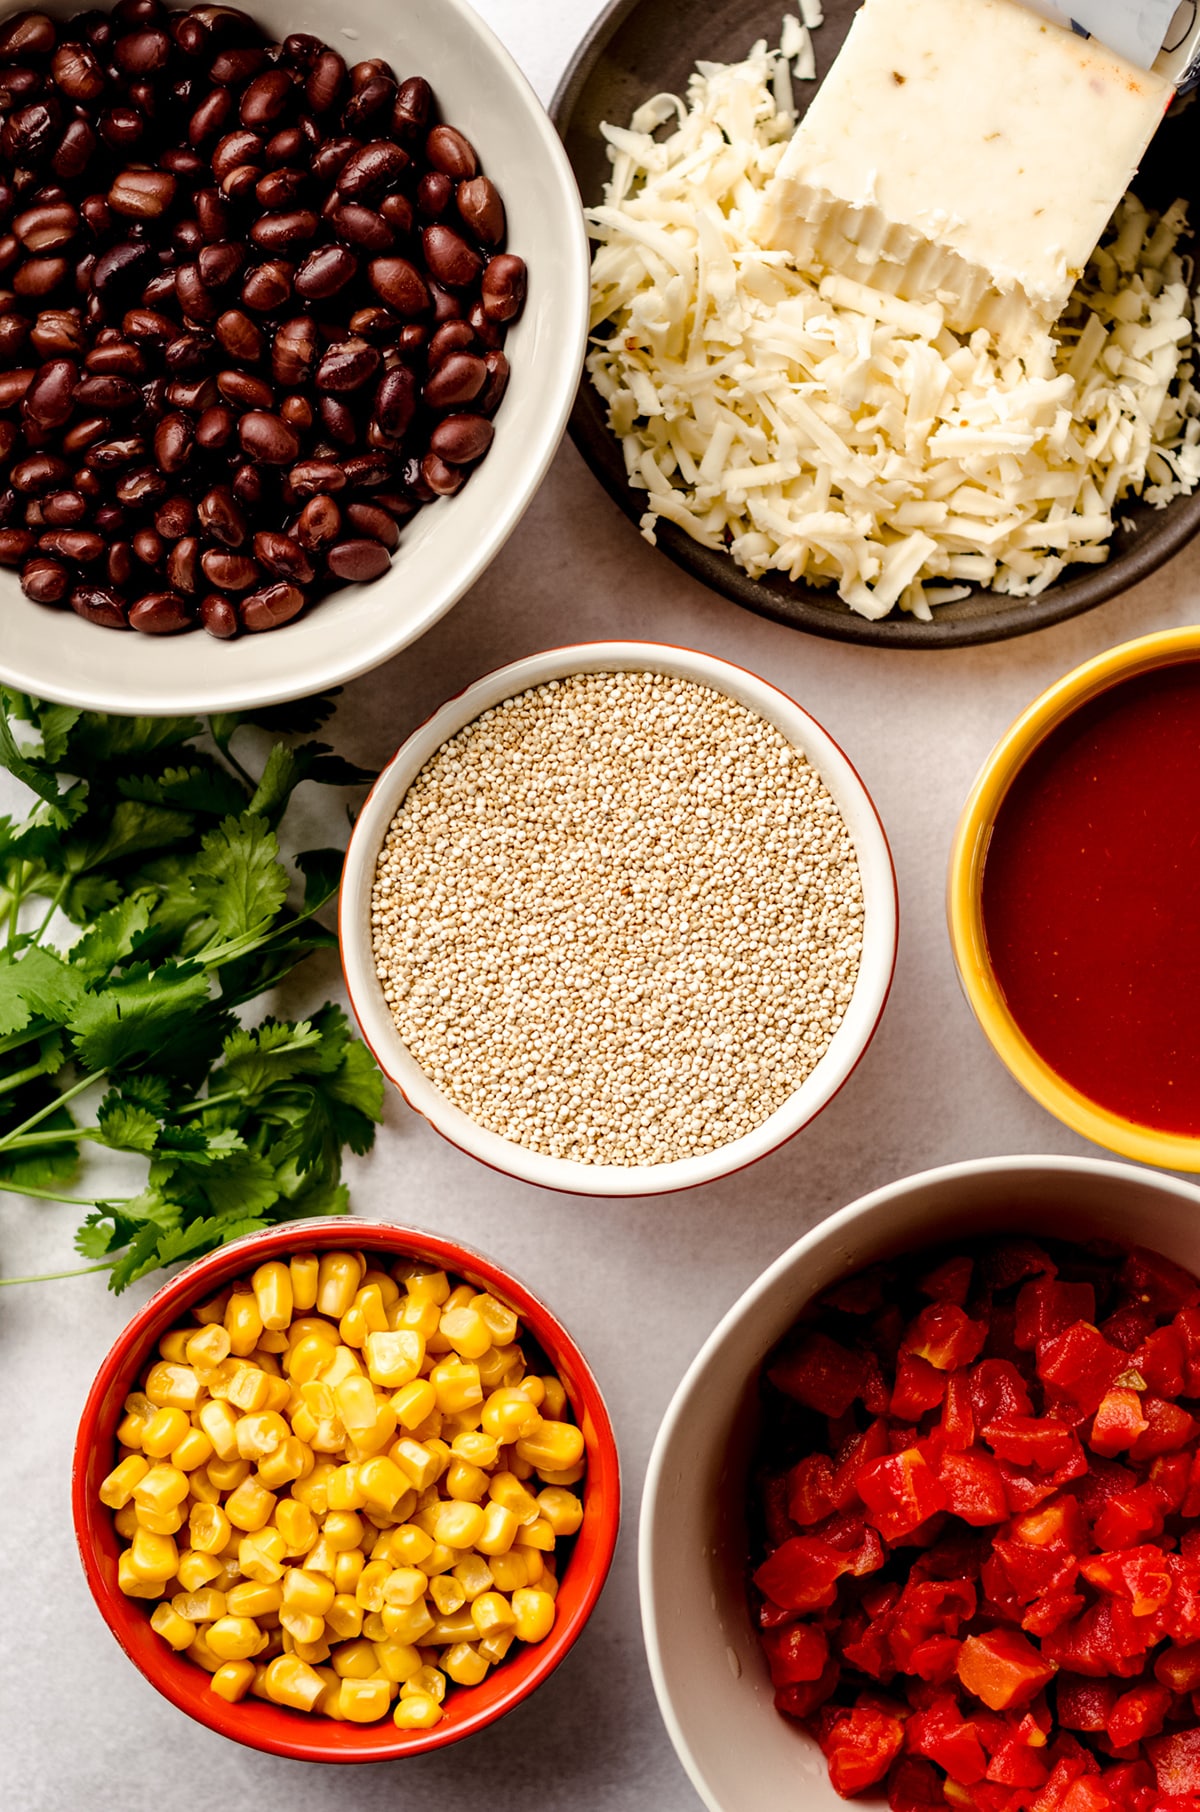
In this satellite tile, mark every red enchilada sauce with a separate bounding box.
[981,659,1200,1135]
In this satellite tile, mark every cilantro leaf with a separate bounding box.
[0,700,64,812]
[296,847,345,912]
[66,713,202,767]
[68,959,212,1072]
[0,948,83,1036]
[120,761,247,820]
[152,1216,269,1269]
[190,814,289,945]
[109,1223,168,1292]
[95,1094,161,1154]
[69,893,154,982]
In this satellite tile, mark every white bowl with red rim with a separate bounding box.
[0,0,589,715]
[339,640,898,1197]
[639,1155,1200,1812]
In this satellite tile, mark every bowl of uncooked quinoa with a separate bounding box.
[340,643,898,1195]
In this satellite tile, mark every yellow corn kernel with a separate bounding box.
[443,1282,476,1314]
[141,1406,190,1459]
[442,1459,487,1505]
[476,1347,511,1391]
[516,1420,585,1474]
[380,1600,435,1645]
[224,1290,263,1359]
[133,1462,190,1515]
[338,1303,369,1350]
[225,1476,276,1533]
[188,1471,221,1507]
[399,1267,448,1306]
[344,1457,400,1519]
[323,1510,364,1552]
[338,1676,391,1723]
[194,1398,237,1463]
[186,1630,224,1674]
[512,1586,556,1643]
[171,1427,213,1473]
[393,1689,442,1729]
[147,1602,196,1650]
[282,1568,335,1616]
[488,1472,539,1525]
[316,1251,363,1320]
[537,1486,584,1537]
[471,1292,519,1347]
[535,1459,586,1488]
[422,1541,458,1578]
[431,1500,485,1550]
[234,1410,288,1462]
[388,1438,437,1493]
[381,1525,430,1570]
[326,1593,363,1641]
[332,1637,378,1679]
[369,1637,419,1683]
[188,1502,232,1555]
[224,1365,271,1415]
[262,1374,291,1415]
[508,1453,535,1482]
[517,1374,546,1410]
[534,1374,565,1420]
[332,1374,377,1438]
[426,1609,477,1645]
[248,1260,291,1332]
[443,1641,489,1687]
[402,1664,446,1703]
[290,1634,331,1665]
[393,1294,441,1339]
[429,1574,465,1616]
[128,1526,179,1582]
[477,1628,515,1666]
[350,1282,389,1335]
[438,1307,491,1361]
[115,1412,146,1451]
[305,1536,337,1578]
[481,1389,541,1445]
[288,1252,319,1313]
[392,1380,437,1433]
[279,1604,325,1645]
[475,1501,519,1558]
[117,1551,160,1597]
[450,1430,500,1470]
[177,1548,223,1591]
[226,1579,282,1617]
[317,1347,363,1396]
[158,1328,191,1363]
[255,1333,287,1362]
[429,1357,482,1416]
[144,1361,203,1411]
[257,1435,310,1490]
[239,1527,286,1582]
[189,1284,229,1326]
[134,1503,185,1536]
[287,1332,339,1386]
[99,1453,149,1510]
[289,1467,334,1523]
[363,1329,424,1390]
[264,1654,325,1711]
[348,1403,397,1460]
[172,1586,226,1621]
[354,1557,391,1612]
[489,1551,529,1593]
[452,1552,495,1601]
[206,1456,250,1494]
[471,1591,517,1639]
[274,1498,317,1556]
[515,1516,556,1553]
[210,1659,256,1703]
[381,1567,427,1608]
[185,1324,231,1372]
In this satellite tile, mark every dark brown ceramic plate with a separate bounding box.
[551,0,1200,648]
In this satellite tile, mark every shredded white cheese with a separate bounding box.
[584,44,1200,618]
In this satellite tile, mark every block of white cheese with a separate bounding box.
[755,0,1172,347]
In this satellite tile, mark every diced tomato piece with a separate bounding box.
[906,1694,990,1785]
[760,1620,829,1685]
[1016,1278,1098,1352]
[786,1453,834,1526]
[904,1303,988,1372]
[768,1331,868,1417]
[858,1448,948,1542]
[1108,1682,1171,1748]
[753,1535,849,1612]
[1098,1301,1158,1353]
[1028,1751,1100,1812]
[1129,1396,1197,1461]
[1148,1729,1200,1797]
[1089,1388,1150,1457]
[999,1442,1087,1514]
[1010,1496,1088,1552]
[1174,1305,1200,1395]
[957,1629,1057,1711]
[1041,1597,1151,1678]
[1060,1780,1123,1812]
[939,1448,1010,1526]
[829,1418,891,1510]
[985,1537,1077,1606]
[921,1255,974,1305]
[908,1634,962,1683]
[1163,1555,1200,1646]
[1134,1325,1186,1397]
[1158,1644,1200,1694]
[1093,1483,1166,1552]
[1037,1323,1125,1415]
[988,1733,1052,1790]
[757,1598,796,1630]
[942,1373,978,1452]
[1121,1247,1200,1314]
[888,1757,944,1810]
[1074,1456,1138,1520]
[1079,1546,1173,1616]
[893,1351,949,1419]
[1057,1677,1119,1731]
[773,1659,839,1719]
[969,1360,1035,1424]
[983,1241,1057,1289]
[984,1416,1080,1470]
[816,1696,907,1798]
[1182,1450,1200,1521]
[1149,1453,1191,1514]
[1023,1594,1086,1639]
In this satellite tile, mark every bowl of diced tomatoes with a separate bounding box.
[640,1155,1200,1812]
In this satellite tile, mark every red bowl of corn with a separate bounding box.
[72,1217,620,1761]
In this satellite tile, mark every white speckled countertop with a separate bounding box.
[4,3,1200,1807]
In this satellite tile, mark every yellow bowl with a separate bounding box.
[947,625,1200,1171]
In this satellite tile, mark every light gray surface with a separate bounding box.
[2,2,1200,1807]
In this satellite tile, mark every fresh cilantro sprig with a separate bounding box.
[0,691,384,1291]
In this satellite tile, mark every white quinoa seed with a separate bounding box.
[369,671,864,1166]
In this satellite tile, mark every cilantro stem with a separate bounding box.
[5,858,24,946]
[0,1259,116,1286]
[171,1088,243,1118]
[0,1048,57,1099]
[0,1067,102,1151]
[30,874,70,947]
[0,1178,109,1204]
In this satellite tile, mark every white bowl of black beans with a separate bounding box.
[0,0,588,712]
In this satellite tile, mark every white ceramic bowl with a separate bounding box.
[640,1154,1200,1812]
[340,640,898,1197]
[0,0,588,716]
